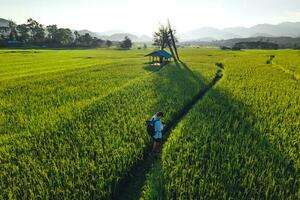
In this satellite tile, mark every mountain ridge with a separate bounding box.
[1,17,300,42]
[180,21,300,41]
[0,18,9,27]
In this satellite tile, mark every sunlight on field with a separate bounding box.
[0,48,299,199]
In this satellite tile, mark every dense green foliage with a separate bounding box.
[141,161,166,200]
[0,19,113,48]
[183,37,300,49]
[0,50,150,141]
[232,41,279,49]
[159,49,299,199]
[0,49,217,199]
[119,36,133,50]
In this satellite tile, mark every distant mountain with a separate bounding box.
[251,33,274,38]
[105,33,138,41]
[180,27,239,41]
[180,22,300,41]
[97,30,124,36]
[181,36,300,49]
[0,18,9,27]
[77,29,99,38]
[139,35,152,42]
[97,32,152,42]
[75,28,151,42]
[4,16,299,43]
[248,22,300,37]
[191,37,217,42]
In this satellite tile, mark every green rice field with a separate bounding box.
[0,48,299,199]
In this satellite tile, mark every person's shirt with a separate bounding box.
[151,115,163,139]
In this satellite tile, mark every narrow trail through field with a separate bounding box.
[112,62,224,200]
[273,63,300,81]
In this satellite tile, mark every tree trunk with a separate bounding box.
[167,40,177,63]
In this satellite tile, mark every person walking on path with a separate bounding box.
[151,111,164,153]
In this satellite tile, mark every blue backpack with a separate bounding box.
[146,119,158,137]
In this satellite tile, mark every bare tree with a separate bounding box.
[153,22,179,62]
[168,20,180,61]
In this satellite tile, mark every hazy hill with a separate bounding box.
[181,36,300,49]
[96,32,151,42]
[77,29,99,38]
[2,17,300,43]
[104,33,139,41]
[97,30,123,36]
[88,32,152,42]
[215,37,300,48]
[181,22,300,41]
[76,29,151,42]
[250,33,275,38]
[0,18,9,27]
[64,28,152,42]
[138,35,152,42]
[180,27,239,41]
[248,22,300,37]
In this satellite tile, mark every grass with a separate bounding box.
[0,49,151,149]
[0,48,299,199]
[143,49,300,199]
[141,161,166,200]
[0,48,217,199]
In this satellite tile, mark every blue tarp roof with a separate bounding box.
[145,50,173,59]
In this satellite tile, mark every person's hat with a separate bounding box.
[156,111,164,117]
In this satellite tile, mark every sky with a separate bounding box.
[1,0,300,35]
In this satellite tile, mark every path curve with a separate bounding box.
[112,62,224,200]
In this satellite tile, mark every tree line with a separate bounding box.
[0,18,132,49]
[220,41,280,50]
